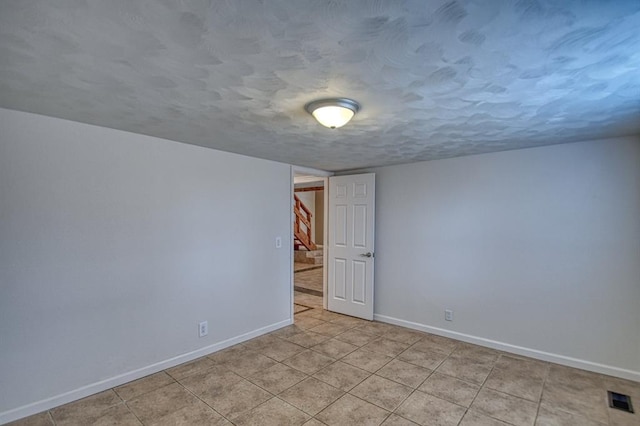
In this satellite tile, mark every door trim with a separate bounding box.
[290,166,333,319]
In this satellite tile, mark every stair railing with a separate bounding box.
[294,194,317,250]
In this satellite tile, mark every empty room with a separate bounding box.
[1,1,639,425]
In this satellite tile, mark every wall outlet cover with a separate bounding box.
[445,309,454,321]
[199,321,208,337]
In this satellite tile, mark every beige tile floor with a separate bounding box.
[9,304,640,426]
[294,268,324,296]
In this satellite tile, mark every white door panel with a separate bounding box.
[333,258,347,300]
[327,173,375,320]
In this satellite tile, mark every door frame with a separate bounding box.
[290,165,333,318]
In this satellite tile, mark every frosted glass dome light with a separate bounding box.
[305,98,360,129]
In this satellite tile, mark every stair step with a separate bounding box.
[294,249,323,264]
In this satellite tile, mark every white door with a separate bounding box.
[327,173,375,320]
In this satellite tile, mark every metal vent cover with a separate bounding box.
[608,391,634,413]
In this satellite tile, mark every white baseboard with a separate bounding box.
[374,314,640,382]
[0,318,293,425]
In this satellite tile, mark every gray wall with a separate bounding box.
[363,137,640,379]
[0,108,292,422]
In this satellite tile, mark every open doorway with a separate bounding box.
[290,169,376,322]
[292,170,329,317]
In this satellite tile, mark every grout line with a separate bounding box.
[122,400,144,425]
[174,362,260,425]
[533,362,552,426]
[47,410,56,426]
[341,392,395,424]
[440,349,473,426]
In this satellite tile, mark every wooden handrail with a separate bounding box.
[296,196,312,216]
[294,209,312,228]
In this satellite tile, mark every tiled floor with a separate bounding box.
[294,268,324,296]
[295,290,323,310]
[9,306,640,426]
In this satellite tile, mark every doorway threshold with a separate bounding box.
[294,263,323,273]
[294,287,323,297]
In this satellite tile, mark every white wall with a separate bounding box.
[0,108,292,422]
[363,137,640,380]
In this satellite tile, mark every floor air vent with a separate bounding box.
[608,391,634,413]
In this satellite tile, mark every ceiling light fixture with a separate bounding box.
[305,98,360,129]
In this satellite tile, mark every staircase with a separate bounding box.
[294,249,323,265]
[294,194,317,251]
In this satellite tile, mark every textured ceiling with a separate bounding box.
[1,1,639,171]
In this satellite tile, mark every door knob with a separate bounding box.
[360,252,373,258]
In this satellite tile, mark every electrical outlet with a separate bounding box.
[445,309,454,322]
[199,321,208,337]
[275,236,282,248]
